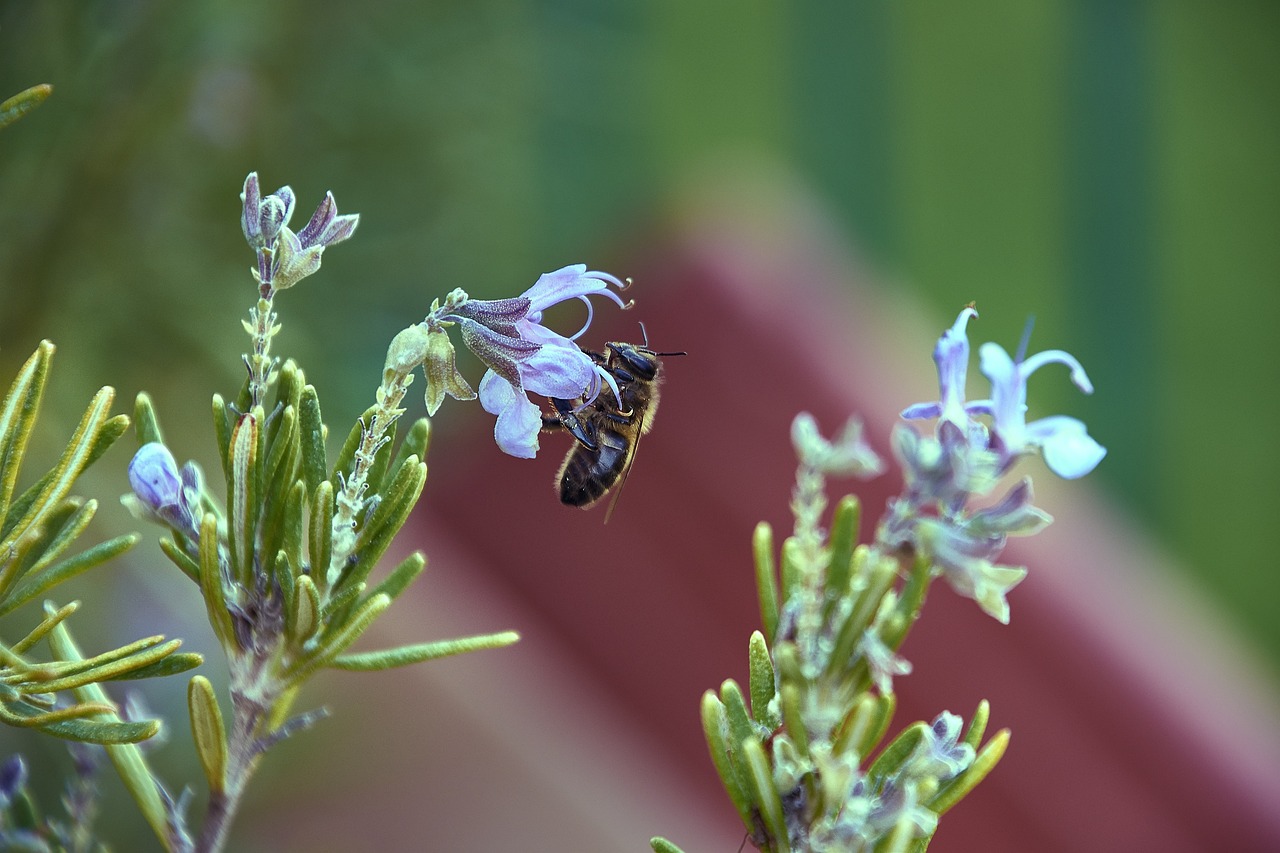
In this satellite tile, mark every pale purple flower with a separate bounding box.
[978,339,1106,478]
[858,629,913,695]
[127,442,202,539]
[915,516,1027,624]
[448,264,628,458]
[902,306,991,443]
[905,712,976,781]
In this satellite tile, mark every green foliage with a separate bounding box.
[674,451,1010,852]
[0,84,51,131]
[0,343,198,753]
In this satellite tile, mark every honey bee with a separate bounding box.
[542,340,682,519]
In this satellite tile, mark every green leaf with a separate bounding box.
[650,838,688,853]
[198,513,236,649]
[286,593,390,686]
[753,522,779,642]
[779,682,809,755]
[228,411,261,587]
[390,417,431,481]
[11,600,78,654]
[24,638,183,693]
[743,737,790,853]
[330,631,519,670]
[0,341,53,528]
[363,552,425,604]
[826,548,899,681]
[779,536,802,607]
[108,652,203,681]
[962,699,990,751]
[867,722,926,786]
[292,574,320,645]
[45,608,170,847]
[212,393,233,481]
[309,480,334,585]
[299,385,327,496]
[159,536,201,584]
[133,392,164,446]
[928,728,1009,816]
[188,675,227,794]
[824,495,860,613]
[275,480,307,584]
[0,698,116,728]
[38,716,160,745]
[258,406,300,571]
[0,386,118,559]
[748,631,778,730]
[0,533,137,617]
[0,84,52,130]
[720,679,757,755]
[700,691,754,828]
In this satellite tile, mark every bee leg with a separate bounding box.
[544,397,599,450]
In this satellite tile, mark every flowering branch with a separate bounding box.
[654,307,1104,853]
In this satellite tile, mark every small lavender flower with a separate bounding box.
[857,629,913,695]
[126,442,202,539]
[240,172,358,293]
[904,309,1105,480]
[446,265,628,458]
[906,711,976,781]
[901,305,991,445]
[978,336,1106,478]
[915,516,1027,624]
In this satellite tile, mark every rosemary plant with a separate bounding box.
[652,307,1104,853]
[2,154,635,850]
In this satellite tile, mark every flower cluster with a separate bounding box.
[389,264,629,459]
[883,306,1105,623]
[240,173,359,294]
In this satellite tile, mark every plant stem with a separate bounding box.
[326,368,411,588]
[195,659,274,853]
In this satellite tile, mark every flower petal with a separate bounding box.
[493,390,542,458]
[1028,415,1107,478]
[478,369,518,416]
[522,264,628,319]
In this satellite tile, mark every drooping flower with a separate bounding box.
[446,264,628,458]
[978,338,1106,478]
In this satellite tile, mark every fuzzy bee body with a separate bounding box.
[543,341,670,513]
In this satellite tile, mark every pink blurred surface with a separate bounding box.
[252,183,1280,851]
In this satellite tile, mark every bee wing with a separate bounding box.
[602,430,642,525]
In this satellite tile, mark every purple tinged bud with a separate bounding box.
[129,442,184,512]
[320,213,359,247]
[296,191,336,247]
[128,442,201,538]
[451,297,533,338]
[259,195,290,245]
[240,172,262,244]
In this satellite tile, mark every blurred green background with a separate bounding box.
[1,0,1277,840]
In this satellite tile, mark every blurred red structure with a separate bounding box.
[251,184,1280,851]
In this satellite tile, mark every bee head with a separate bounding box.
[606,342,661,381]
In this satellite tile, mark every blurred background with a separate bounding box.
[1,1,1277,850]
